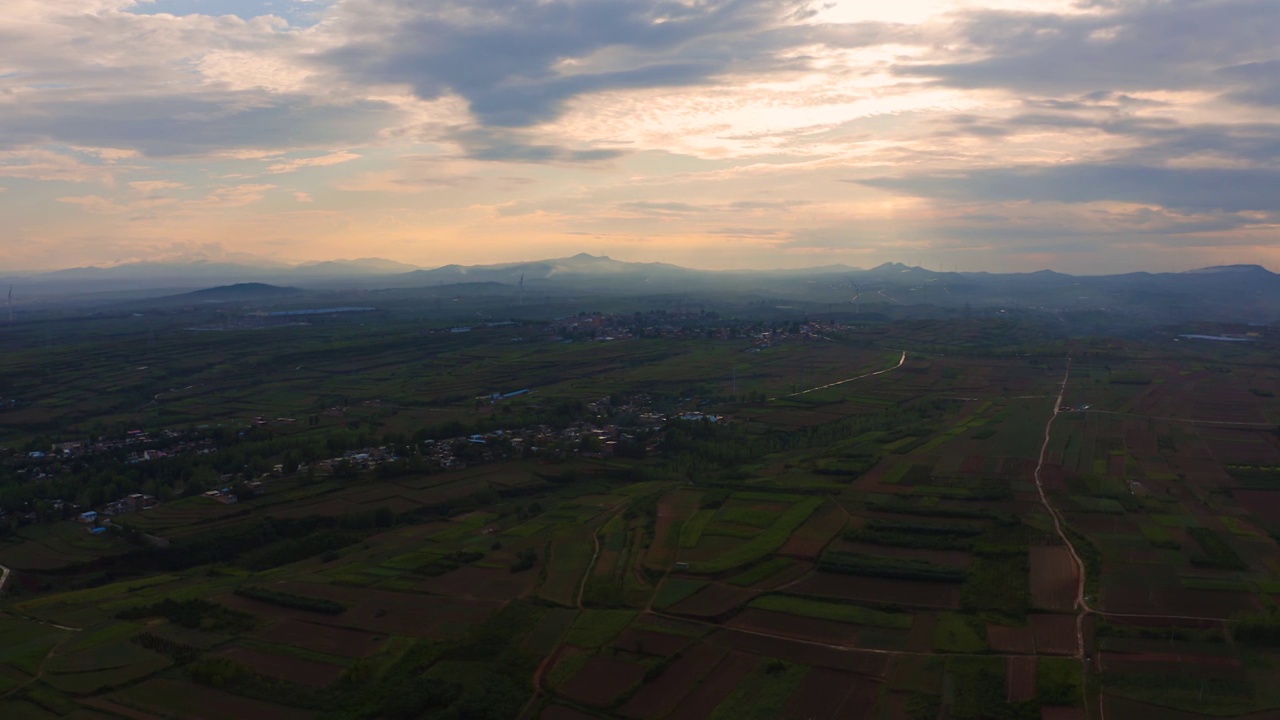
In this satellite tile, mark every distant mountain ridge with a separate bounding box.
[175,283,303,301]
[11,254,1276,284]
[3,254,1278,326]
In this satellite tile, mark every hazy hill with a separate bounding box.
[292,258,423,275]
[4,254,1278,325]
[172,283,304,302]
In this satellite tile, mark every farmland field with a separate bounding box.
[3,305,1279,719]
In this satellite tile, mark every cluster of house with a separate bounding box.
[13,430,216,468]
[295,393,710,477]
[4,384,732,533]
[75,492,161,533]
[545,311,851,346]
[203,488,241,505]
[745,321,844,349]
[106,492,160,514]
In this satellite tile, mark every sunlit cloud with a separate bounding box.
[0,0,1276,272]
[266,151,361,174]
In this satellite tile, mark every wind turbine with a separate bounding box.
[518,273,525,307]
[846,277,859,313]
[6,285,11,324]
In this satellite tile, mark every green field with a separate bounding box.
[2,303,1278,718]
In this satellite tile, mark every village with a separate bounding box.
[0,389,722,535]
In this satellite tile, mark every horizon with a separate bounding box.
[2,1,1279,273]
[4,251,1276,279]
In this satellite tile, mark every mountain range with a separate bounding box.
[3,254,1278,324]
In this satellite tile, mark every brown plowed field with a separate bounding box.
[218,645,344,688]
[1107,455,1126,477]
[620,643,725,719]
[419,565,536,599]
[1131,427,1162,456]
[1099,585,1260,617]
[592,549,620,578]
[546,646,585,688]
[1007,656,1037,703]
[219,584,500,638]
[1060,513,1129,534]
[541,705,604,720]
[560,655,647,707]
[878,692,918,720]
[1041,707,1087,720]
[259,619,384,658]
[788,573,961,609]
[961,456,986,474]
[745,560,811,590]
[1102,651,1240,667]
[728,608,857,646]
[1002,458,1035,477]
[664,651,758,720]
[79,698,165,720]
[1030,614,1078,655]
[1030,545,1078,612]
[1233,490,1280,523]
[779,503,846,559]
[110,679,316,720]
[670,583,755,618]
[633,615,709,637]
[1041,463,1069,492]
[837,541,973,569]
[780,668,878,720]
[1102,615,1219,630]
[711,629,890,677]
[1209,437,1280,465]
[907,613,938,652]
[1100,695,1244,720]
[645,492,698,571]
[610,628,694,657]
[987,624,1036,654]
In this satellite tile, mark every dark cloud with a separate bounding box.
[617,201,706,214]
[323,0,880,128]
[616,199,806,216]
[860,164,1280,213]
[449,128,623,163]
[0,93,399,157]
[993,111,1280,165]
[1218,61,1280,106]
[898,0,1280,100]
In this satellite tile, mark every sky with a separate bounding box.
[1,0,1278,273]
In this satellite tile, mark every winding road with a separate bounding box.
[1028,359,1249,719]
[1028,361,1093,687]
[772,351,906,400]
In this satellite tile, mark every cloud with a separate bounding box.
[1,94,400,157]
[1218,60,1280,107]
[0,4,400,157]
[4,0,1279,273]
[0,148,127,184]
[448,128,624,163]
[617,201,706,215]
[128,180,187,194]
[321,0,883,128]
[860,164,1280,213]
[897,0,1280,98]
[58,182,276,215]
[266,151,360,173]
